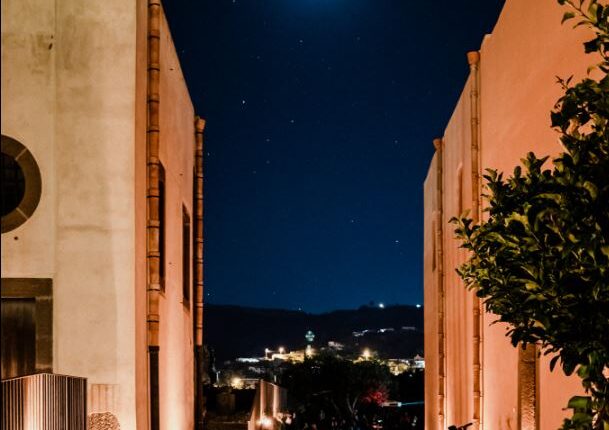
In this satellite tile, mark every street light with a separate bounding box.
[305,345,314,358]
[278,347,285,354]
[362,348,371,360]
[231,377,243,389]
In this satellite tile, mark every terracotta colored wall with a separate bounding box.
[423,157,439,430]
[442,78,475,428]
[424,1,594,429]
[157,7,196,429]
[478,1,592,429]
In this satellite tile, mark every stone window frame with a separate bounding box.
[1,278,53,374]
[1,135,42,234]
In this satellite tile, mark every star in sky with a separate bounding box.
[162,0,506,312]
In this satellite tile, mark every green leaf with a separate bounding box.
[549,355,561,371]
[582,181,598,199]
[562,11,575,23]
[567,396,591,410]
[584,38,599,53]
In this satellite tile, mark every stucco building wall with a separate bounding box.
[423,156,438,430]
[1,0,57,277]
[156,9,196,429]
[423,1,594,429]
[1,0,201,428]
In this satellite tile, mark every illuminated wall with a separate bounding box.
[1,0,200,428]
[248,381,289,430]
[423,1,593,429]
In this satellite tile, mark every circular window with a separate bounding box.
[1,135,42,233]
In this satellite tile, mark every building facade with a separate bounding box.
[1,0,205,428]
[423,1,595,429]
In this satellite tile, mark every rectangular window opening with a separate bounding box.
[182,205,191,306]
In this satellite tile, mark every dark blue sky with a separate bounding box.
[163,0,505,313]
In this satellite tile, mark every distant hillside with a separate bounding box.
[203,304,423,362]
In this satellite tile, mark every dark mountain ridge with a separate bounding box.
[204,304,423,362]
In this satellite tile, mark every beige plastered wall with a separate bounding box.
[1,0,57,276]
[424,0,595,429]
[2,0,197,428]
[2,0,140,427]
[157,7,196,429]
[135,0,150,427]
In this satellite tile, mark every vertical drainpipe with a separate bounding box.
[146,1,162,429]
[194,117,206,430]
[467,50,483,430]
[433,137,446,430]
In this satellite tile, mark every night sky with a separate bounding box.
[163,0,505,313]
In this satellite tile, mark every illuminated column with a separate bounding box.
[194,116,206,429]
[433,137,446,430]
[467,50,483,430]
[146,0,162,428]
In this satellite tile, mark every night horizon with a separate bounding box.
[1,0,605,428]
[202,300,423,314]
[163,0,506,313]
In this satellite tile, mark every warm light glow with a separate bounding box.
[305,345,314,357]
[231,377,243,388]
[362,348,371,359]
[278,346,285,354]
[258,416,273,429]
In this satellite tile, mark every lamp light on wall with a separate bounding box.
[258,415,273,429]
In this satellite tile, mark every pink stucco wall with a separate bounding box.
[135,4,198,428]
[157,8,197,429]
[424,1,595,429]
[423,155,439,430]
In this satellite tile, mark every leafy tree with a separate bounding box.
[280,354,392,422]
[452,1,608,429]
